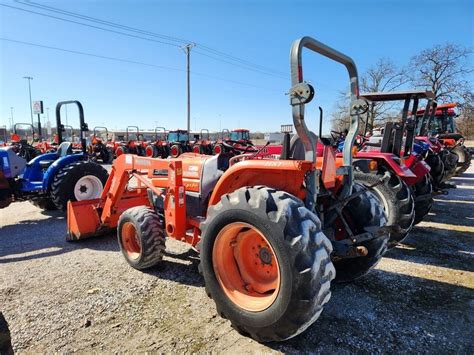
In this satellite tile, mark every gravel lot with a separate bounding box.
[1,162,473,353]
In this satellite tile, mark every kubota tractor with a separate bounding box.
[66,37,390,342]
[145,127,169,158]
[115,126,147,157]
[166,129,193,157]
[420,102,471,175]
[192,129,214,155]
[9,123,42,162]
[0,100,108,211]
[88,126,114,163]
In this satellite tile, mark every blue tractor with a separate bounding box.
[0,100,109,211]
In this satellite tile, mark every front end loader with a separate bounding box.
[67,37,389,342]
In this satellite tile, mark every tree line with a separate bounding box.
[331,43,473,138]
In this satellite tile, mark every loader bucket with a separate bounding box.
[67,199,110,240]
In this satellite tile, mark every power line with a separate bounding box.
[12,0,287,77]
[1,4,182,48]
[0,37,281,91]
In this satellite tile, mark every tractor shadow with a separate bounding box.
[267,269,474,353]
[141,248,203,288]
[0,213,118,263]
[384,224,474,273]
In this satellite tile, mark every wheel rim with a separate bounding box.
[145,146,153,157]
[193,146,200,153]
[116,147,124,156]
[73,175,103,200]
[171,146,179,157]
[214,145,221,154]
[121,222,141,260]
[212,222,280,312]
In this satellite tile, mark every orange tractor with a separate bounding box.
[67,37,389,342]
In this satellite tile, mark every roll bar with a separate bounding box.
[55,100,88,153]
[154,126,166,140]
[126,126,140,141]
[289,36,365,202]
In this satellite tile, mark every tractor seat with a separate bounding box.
[56,142,73,157]
[39,160,56,169]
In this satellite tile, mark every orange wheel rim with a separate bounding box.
[145,147,153,157]
[212,222,280,312]
[171,147,178,156]
[121,222,141,260]
[193,146,200,153]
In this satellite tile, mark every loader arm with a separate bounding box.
[67,154,187,241]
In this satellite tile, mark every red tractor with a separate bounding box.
[213,128,257,155]
[145,127,169,158]
[192,129,214,155]
[115,126,147,157]
[9,123,42,161]
[66,36,390,342]
[88,126,114,163]
[166,129,193,158]
[417,102,471,176]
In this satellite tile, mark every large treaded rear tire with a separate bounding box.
[412,174,433,225]
[200,186,335,342]
[454,145,472,176]
[330,183,389,282]
[425,152,444,190]
[354,171,414,248]
[50,161,109,211]
[117,206,166,270]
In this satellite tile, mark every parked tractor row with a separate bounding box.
[1,36,471,343]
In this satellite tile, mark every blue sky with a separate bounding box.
[0,0,472,134]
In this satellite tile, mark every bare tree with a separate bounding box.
[408,43,473,103]
[457,91,474,139]
[330,58,406,134]
[361,58,408,132]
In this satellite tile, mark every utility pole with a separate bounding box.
[23,76,34,125]
[181,43,195,134]
[10,107,14,130]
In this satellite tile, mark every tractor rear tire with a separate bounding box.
[200,186,335,342]
[354,171,414,248]
[50,161,109,211]
[412,175,433,225]
[106,147,114,163]
[213,144,224,155]
[31,198,57,211]
[330,183,389,282]
[425,152,444,190]
[170,144,182,158]
[453,145,472,176]
[117,206,166,270]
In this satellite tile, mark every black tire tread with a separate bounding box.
[200,186,335,342]
[118,206,166,270]
[354,171,414,247]
[50,160,109,211]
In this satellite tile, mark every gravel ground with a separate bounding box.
[0,162,473,353]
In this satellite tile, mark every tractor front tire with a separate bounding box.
[330,183,390,282]
[50,161,109,211]
[354,171,414,248]
[117,206,166,270]
[412,174,433,225]
[200,186,335,342]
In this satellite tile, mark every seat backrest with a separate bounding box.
[56,142,73,157]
